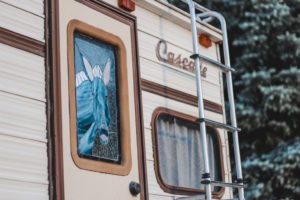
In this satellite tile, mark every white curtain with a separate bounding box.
[157,115,220,191]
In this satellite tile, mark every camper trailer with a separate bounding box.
[0,0,244,199]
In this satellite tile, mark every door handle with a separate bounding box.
[129,181,141,196]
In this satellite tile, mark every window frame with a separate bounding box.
[151,107,225,197]
[68,19,132,175]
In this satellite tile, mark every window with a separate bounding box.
[68,20,131,175]
[73,31,120,161]
[152,108,224,196]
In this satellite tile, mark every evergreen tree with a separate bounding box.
[167,0,300,199]
[243,138,300,199]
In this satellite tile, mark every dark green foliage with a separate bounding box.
[243,138,300,199]
[167,0,300,199]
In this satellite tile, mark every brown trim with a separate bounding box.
[0,27,45,57]
[141,79,223,114]
[45,0,52,199]
[151,107,225,198]
[68,19,132,175]
[46,0,65,199]
[129,7,149,200]
[47,0,147,198]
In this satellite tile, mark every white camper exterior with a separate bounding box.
[0,0,234,199]
[0,0,48,199]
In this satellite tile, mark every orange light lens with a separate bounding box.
[199,34,212,48]
[118,0,135,12]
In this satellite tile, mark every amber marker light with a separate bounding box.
[118,0,135,12]
[199,34,212,48]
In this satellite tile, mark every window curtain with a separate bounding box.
[157,115,220,191]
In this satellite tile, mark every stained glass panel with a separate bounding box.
[74,32,120,162]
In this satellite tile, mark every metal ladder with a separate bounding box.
[169,0,245,199]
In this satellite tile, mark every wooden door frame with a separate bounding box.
[45,0,148,199]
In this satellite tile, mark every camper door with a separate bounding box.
[50,0,145,199]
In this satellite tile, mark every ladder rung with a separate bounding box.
[175,194,205,200]
[197,118,241,132]
[211,180,244,188]
[175,195,238,200]
[190,53,235,72]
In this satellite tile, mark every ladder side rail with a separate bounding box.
[179,0,216,22]
[178,0,215,23]
[180,0,210,12]
[198,11,244,200]
[186,1,212,200]
[158,1,245,199]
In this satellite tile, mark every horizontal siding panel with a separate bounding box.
[0,134,48,185]
[135,6,220,54]
[147,160,173,197]
[138,31,223,102]
[138,30,219,63]
[142,91,223,130]
[2,0,44,18]
[139,55,220,88]
[137,3,231,199]
[136,6,194,52]
[149,194,174,200]
[0,92,47,142]
[145,128,154,161]
[0,179,48,200]
[0,43,45,102]
[140,58,222,101]
[0,2,44,42]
